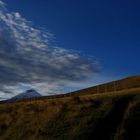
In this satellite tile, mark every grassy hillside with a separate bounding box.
[67,75,140,96]
[0,87,140,140]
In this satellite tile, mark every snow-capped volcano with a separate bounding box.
[8,89,42,101]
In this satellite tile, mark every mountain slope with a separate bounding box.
[0,76,140,140]
[0,89,139,140]
[8,89,41,102]
[67,75,140,96]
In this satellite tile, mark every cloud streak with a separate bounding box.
[0,0,100,98]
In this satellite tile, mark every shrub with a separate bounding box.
[72,96,81,104]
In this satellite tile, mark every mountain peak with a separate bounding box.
[8,89,42,102]
[26,89,37,93]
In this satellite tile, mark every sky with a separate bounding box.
[0,0,139,99]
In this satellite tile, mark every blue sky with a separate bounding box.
[0,0,139,98]
[5,0,140,76]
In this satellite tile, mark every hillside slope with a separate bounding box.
[67,75,140,96]
[0,87,140,140]
[8,89,42,102]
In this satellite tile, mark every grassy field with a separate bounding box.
[0,86,140,140]
[66,75,140,96]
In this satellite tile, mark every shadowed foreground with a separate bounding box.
[0,87,140,140]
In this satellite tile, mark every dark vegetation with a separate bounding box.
[0,75,140,140]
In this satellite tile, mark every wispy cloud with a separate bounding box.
[0,0,100,98]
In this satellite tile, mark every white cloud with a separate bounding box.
[0,0,100,99]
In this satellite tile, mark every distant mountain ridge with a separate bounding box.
[4,75,140,103]
[0,76,140,140]
[8,89,42,102]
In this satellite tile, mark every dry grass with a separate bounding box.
[0,87,139,140]
[0,75,140,140]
